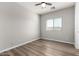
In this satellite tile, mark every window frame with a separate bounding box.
[46,17,63,31]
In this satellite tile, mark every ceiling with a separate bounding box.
[18,2,75,14]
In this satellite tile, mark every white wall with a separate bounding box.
[75,3,79,49]
[0,2,40,51]
[40,6,74,44]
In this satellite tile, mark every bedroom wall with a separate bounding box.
[40,6,75,44]
[0,2,40,51]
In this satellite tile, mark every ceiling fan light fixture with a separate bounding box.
[41,3,46,8]
[35,2,53,9]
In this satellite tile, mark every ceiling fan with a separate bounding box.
[35,2,54,8]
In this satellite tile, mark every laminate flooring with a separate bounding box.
[0,39,79,56]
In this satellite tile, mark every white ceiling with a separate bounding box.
[18,2,75,14]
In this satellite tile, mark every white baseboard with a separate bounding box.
[41,37,74,45]
[0,37,74,53]
[0,38,39,53]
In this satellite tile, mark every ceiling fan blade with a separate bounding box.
[46,3,52,5]
[35,3,42,6]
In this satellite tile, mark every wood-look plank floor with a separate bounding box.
[0,39,79,56]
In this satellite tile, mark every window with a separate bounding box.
[46,17,62,31]
[46,19,53,30]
